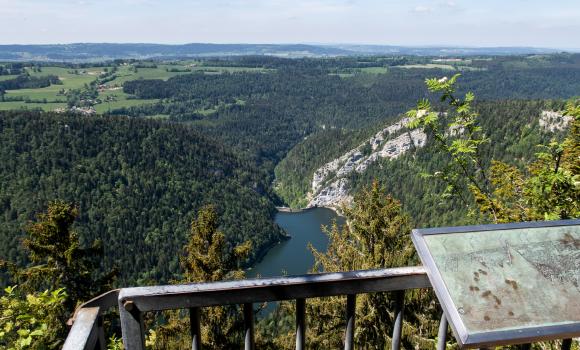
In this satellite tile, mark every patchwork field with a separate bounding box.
[0,62,273,113]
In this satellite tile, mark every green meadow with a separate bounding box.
[0,63,273,113]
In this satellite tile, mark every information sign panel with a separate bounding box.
[412,220,580,348]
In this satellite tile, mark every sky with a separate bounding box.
[0,0,579,48]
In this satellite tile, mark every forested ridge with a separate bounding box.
[1,54,579,285]
[0,111,284,286]
[275,99,567,216]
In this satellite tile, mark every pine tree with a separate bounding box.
[4,201,117,311]
[300,182,440,349]
[152,205,251,349]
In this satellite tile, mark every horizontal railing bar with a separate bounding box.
[68,289,120,326]
[62,307,100,350]
[119,266,429,312]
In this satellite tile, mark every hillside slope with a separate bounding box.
[0,111,284,285]
[275,100,569,227]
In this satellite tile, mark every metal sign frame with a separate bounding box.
[412,219,580,349]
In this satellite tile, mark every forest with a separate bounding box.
[0,111,285,286]
[0,53,579,348]
[1,54,579,285]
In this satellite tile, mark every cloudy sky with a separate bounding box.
[0,0,578,48]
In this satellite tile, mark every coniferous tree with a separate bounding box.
[4,201,116,311]
[289,183,441,349]
[152,205,251,349]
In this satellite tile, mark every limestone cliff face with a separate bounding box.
[308,117,427,209]
[539,110,573,133]
[306,109,571,210]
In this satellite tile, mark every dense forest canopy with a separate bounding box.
[0,111,284,286]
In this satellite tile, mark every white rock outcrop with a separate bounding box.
[539,111,573,133]
[308,117,427,209]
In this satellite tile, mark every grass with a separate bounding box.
[396,63,485,71]
[0,101,66,111]
[0,63,271,113]
[2,67,111,106]
[0,75,18,81]
[397,63,458,70]
[357,67,389,74]
[94,98,160,114]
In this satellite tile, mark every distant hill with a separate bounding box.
[0,43,573,61]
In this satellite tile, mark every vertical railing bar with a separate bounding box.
[344,294,356,350]
[119,300,146,350]
[96,314,106,350]
[436,313,448,350]
[295,298,306,350]
[391,291,405,350]
[243,303,255,350]
[190,307,202,350]
[562,339,572,350]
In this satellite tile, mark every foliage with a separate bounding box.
[0,286,67,350]
[0,111,284,286]
[408,76,578,223]
[3,201,116,310]
[151,205,250,349]
[407,74,493,217]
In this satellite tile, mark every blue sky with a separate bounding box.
[0,0,578,48]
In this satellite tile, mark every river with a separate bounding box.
[247,207,345,278]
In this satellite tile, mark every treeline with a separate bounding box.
[0,74,61,95]
[0,111,285,286]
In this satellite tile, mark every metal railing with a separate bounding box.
[63,266,575,350]
[64,266,431,349]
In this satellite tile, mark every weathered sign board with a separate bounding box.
[412,220,580,348]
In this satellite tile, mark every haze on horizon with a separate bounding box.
[0,0,579,49]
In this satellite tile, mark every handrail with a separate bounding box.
[63,266,575,350]
[63,289,120,350]
[118,266,431,349]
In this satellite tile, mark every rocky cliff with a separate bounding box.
[308,117,427,209]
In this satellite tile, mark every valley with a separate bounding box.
[1,53,579,287]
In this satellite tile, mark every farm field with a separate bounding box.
[3,67,109,107]
[0,62,273,113]
[0,101,67,111]
[0,75,18,81]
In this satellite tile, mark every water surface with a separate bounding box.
[248,207,345,278]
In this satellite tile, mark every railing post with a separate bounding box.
[437,313,448,350]
[119,300,146,350]
[345,294,356,350]
[190,307,202,350]
[96,315,106,350]
[243,303,255,350]
[295,298,306,350]
[391,291,405,350]
[562,339,572,350]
